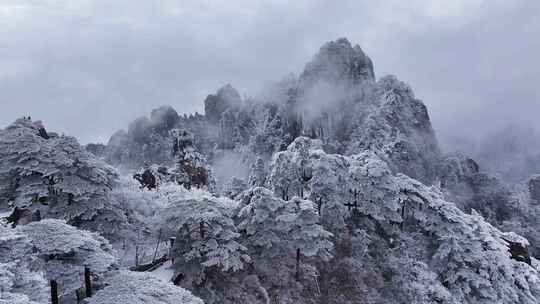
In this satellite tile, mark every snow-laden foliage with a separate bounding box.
[0,223,47,303]
[267,137,540,304]
[110,178,226,266]
[19,219,117,294]
[171,128,215,191]
[0,219,116,302]
[248,157,267,187]
[86,271,204,304]
[345,75,441,183]
[439,153,540,258]
[0,293,41,304]
[238,188,333,286]
[158,192,249,282]
[0,118,128,238]
[269,137,401,232]
[397,176,540,304]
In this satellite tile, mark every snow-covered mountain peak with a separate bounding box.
[300,37,375,87]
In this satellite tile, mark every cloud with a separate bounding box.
[0,0,538,146]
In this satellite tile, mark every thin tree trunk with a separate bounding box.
[84,267,92,297]
[135,245,139,266]
[169,237,176,263]
[50,280,59,304]
[200,221,205,239]
[295,248,301,281]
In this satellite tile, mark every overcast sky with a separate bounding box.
[1,0,539,146]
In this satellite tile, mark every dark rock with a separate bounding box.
[150,105,180,136]
[38,127,49,139]
[301,37,375,87]
[502,235,532,265]
[133,169,157,190]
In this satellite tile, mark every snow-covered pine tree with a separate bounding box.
[86,271,204,304]
[0,222,48,303]
[158,193,250,287]
[171,128,215,191]
[237,187,333,300]
[0,118,128,238]
[18,219,117,296]
[248,157,267,187]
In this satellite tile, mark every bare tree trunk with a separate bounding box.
[84,267,92,298]
[169,237,176,263]
[200,221,205,239]
[135,245,139,266]
[295,248,301,281]
[400,201,406,230]
[50,280,59,304]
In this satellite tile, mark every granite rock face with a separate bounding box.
[103,39,442,186]
[439,153,514,222]
[150,105,180,136]
[300,37,375,87]
[204,84,242,124]
[346,75,441,183]
[104,112,177,169]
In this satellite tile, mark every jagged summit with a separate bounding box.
[300,37,375,86]
[103,38,440,184]
[150,105,180,136]
[204,84,242,124]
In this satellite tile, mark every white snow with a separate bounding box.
[148,260,174,282]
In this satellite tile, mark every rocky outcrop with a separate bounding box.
[439,153,514,222]
[103,39,440,185]
[502,232,532,265]
[204,84,242,124]
[104,108,182,169]
[346,76,441,183]
[439,154,480,191]
[150,105,180,136]
[300,38,375,87]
